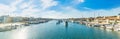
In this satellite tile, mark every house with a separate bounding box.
[93,16,120,24]
[0,15,13,23]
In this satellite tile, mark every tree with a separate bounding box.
[118,13,120,16]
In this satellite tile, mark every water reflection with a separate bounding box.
[56,20,63,25]
[1,21,120,39]
[65,21,68,29]
[56,20,69,29]
[0,26,25,32]
[11,28,28,39]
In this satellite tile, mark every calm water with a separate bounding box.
[0,21,120,39]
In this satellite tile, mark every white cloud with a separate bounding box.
[8,0,59,17]
[19,0,33,9]
[40,0,58,9]
[0,0,23,16]
[0,4,10,11]
[78,0,84,3]
[19,3,29,9]
[72,0,84,5]
[40,10,70,18]
[0,0,36,17]
[17,5,40,17]
[46,7,120,18]
[10,0,23,6]
[0,0,120,19]
[0,4,16,14]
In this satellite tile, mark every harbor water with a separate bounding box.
[0,21,120,39]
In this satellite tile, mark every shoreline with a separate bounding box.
[70,20,120,31]
[0,22,29,32]
[0,20,50,32]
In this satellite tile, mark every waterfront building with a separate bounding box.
[0,15,13,23]
[12,17,24,23]
[93,16,120,24]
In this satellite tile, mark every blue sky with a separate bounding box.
[0,0,120,18]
